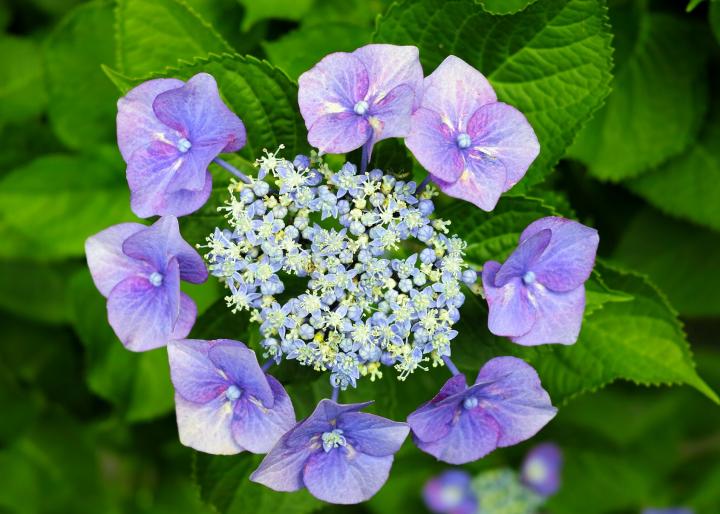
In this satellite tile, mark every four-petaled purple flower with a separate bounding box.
[405,56,540,211]
[298,44,423,156]
[407,357,556,464]
[117,73,246,218]
[482,216,599,345]
[520,442,563,497]
[85,215,207,351]
[423,470,477,514]
[167,338,295,455]
[250,400,409,504]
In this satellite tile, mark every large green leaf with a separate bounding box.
[711,0,720,44]
[568,11,709,181]
[44,0,118,149]
[478,0,538,15]
[0,151,133,260]
[0,35,47,126]
[374,0,613,192]
[115,0,233,77]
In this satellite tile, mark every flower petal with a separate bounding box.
[303,446,395,504]
[512,284,585,345]
[85,222,148,297]
[208,340,274,407]
[353,44,423,110]
[407,374,467,443]
[367,83,415,142]
[338,412,409,457]
[467,102,540,191]
[432,152,506,211]
[423,470,477,514]
[285,399,373,448]
[405,108,464,182]
[494,229,552,287]
[483,262,537,338]
[307,112,371,154]
[174,393,243,455]
[167,339,228,403]
[250,430,315,492]
[521,442,563,497]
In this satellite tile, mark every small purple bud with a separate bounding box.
[418,199,434,216]
[293,155,311,170]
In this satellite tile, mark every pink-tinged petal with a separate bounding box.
[353,44,423,110]
[483,262,537,338]
[298,52,369,129]
[208,341,274,407]
[116,78,185,162]
[407,374,468,443]
[467,102,540,191]
[406,108,464,182]
[367,84,415,142]
[495,229,552,287]
[167,339,228,404]
[433,153,507,211]
[412,407,500,465]
[512,284,586,346]
[106,258,181,351]
[420,56,497,130]
[307,112,371,154]
[85,223,148,297]
[152,73,246,153]
[303,447,395,504]
[250,431,315,492]
[520,217,599,292]
[338,413,409,457]
[474,357,557,446]
[230,375,296,453]
[174,393,244,455]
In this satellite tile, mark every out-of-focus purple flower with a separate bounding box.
[117,73,246,218]
[405,56,539,211]
[423,470,477,514]
[167,338,295,455]
[298,44,423,155]
[85,216,207,351]
[482,216,599,345]
[520,442,563,497]
[250,399,409,504]
[407,357,556,464]
[642,509,694,514]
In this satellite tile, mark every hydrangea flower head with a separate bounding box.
[250,399,409,504]
[405,56,540,211]
[520,442,562,497]
[117,73,246,218]
[407,357,556,464]
[85,215,207,351]
[423,470,477,514]
[298,44,423,156]
[167,338,295,454]
[482,216,599,345]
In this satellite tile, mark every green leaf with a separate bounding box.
[567,12,709,181]
[237,0,313,30]
[477,0,538,15]
[115,0,233,77]
[69,270,175,421]
[44,0,118,149]
[627,89,720,232]
[613,208,720,318]
[193,453,322,514]
[374,0,613,192]
[0,152,133,260]
[712,0,720,43]
[687,0,706,11]
[0,35,47,126]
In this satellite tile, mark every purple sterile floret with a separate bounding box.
[423,470,477,514]
[250,399,409,504]
[482,216,599,345]
[405,56,540,211]
[407,357,556,464]
[117,73,246,218]
[167,338,295,455]
[85,216,208,351]
[298,44,423,155]
[520,442,563,497]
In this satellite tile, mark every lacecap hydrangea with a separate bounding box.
[84,43,599,505]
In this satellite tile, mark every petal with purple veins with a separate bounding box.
[353,44,423,110]
[307,112,371,154]
[432,153,507,211]
[407,374,467,443]
[208,341,274,407]
[494,229,552,287]
[167,339,228,404]
[405,108,464,182]
[285,399,372,448]
[338,412,409,457]
[250,431,316,492]
[174,393,243,455]
[367,83,415,142]
[512,284,586,346]
[85,222,148,297]
[482,262,537,338]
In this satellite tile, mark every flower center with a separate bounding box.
[177,137,192,153]
[439,485,464,507]
[225,384,242,401]
[321,428,347,452]
[149,272,164,287]
[462,396,478,410]
[456,133,472,149]
[522,271,536,285]
[525,459,548,483]
[353,100,369,116]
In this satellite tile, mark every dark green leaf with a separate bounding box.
[237,0,313,30]
[0,35,46,126]
[477,0,538,15]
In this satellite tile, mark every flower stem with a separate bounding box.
[262,359,275,372]
[213,157,252,184]
[331,386,340,402]
[442,355,461,376]
[360,140,372,174]
[416,174,431,194]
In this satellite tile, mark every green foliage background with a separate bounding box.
[1,0,719,512]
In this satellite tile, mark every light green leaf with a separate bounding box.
[69,270,175,422]
[567,12,709,181]
[115,0,233,77]
[374,0,613,192]
[44,0,118,149]
[0,35,47,126]
[478,0,538,15]
[0,152,133,260]
[237,0,313,30]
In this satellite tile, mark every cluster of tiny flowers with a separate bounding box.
[202,148,477,389]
